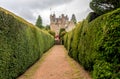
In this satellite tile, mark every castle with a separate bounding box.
[50,14,75,36]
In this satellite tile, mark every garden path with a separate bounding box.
[17,45,91,79]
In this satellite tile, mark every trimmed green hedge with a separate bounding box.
[64,8,120,78]
[0,7,54,79]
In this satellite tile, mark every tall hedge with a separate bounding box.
[64,8,120,78]
[0,7,54,79]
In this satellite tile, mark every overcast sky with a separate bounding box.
[0,0,92,25]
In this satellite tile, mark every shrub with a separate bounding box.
[70,22,83,61]
[63,8,120,78]
[48,30,55,37]
[0,7,54,79]
[93,60,113,79]
[64,31,74,52]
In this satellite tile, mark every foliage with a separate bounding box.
[90,0,120,15]
[86,12,100,22]
[59,28,67,44]
[71,14,77,24]
[93,60,113,79]
[0,7,54,79]
[48,30,55,37]
[44,25,50,30]
[64,30,74,53]
[63,8,120,78]
[60,31,66,37]
[68,22,83,61]
[35,15,43,29]
[59,28,65,35]
[59,28,66,38]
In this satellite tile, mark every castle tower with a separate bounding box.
[50,14,56,23]
[50,14,75,36]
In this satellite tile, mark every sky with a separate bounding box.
[0,0,92,25]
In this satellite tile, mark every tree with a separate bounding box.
[86,12,99,22]
[71,14,77,24]
[59,28,66,44]
[90,0,120,15]
[45,25,50,30]
[35,15,43,28]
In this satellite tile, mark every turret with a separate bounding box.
[50,14,56,23]
[65,15,69,21]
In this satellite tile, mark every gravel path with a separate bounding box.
[17,45,91,79]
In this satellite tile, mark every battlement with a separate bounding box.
[50,14,69,24]
[50,14,75,36]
